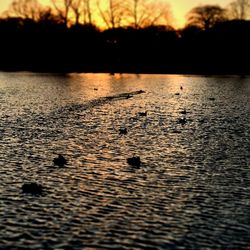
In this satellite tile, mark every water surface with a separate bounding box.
[0,72,249,249]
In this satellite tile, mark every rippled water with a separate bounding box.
[0,72,249,250]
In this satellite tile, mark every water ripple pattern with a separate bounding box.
[0,72,250,249]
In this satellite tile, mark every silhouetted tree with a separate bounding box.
[4,0,43,21]
[227,0,250,19]
[187,5,227,30]
[1,0,250,75]
[37,8,63,26]
[97,0,125,28]
[82,0,93,24]
[51,0,94,26]
[70,0,82,24]
[126,0,171,28]
[51,0,73,25]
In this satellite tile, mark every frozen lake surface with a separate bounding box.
[0,72,249,249]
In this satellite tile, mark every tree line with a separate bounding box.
[0,0,250,74]
[2,0,250,29]
[2,0,172,28]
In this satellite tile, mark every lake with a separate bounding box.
[0,72,249,249]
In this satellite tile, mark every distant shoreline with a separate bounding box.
[1,67,249,77]
[1,20,249,78]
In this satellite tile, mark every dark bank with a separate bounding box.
[0,2,250,75]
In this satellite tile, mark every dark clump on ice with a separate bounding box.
[22,183,43,195]
[177,117,187,125]
[138,111,147,117]
[53,154,67,167]
[119,127,128,135]
[127,156,141,167]
[180,109,187,115]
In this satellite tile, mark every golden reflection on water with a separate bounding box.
[68,73,117,99]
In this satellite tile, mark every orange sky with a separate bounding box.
[0,0,233,28]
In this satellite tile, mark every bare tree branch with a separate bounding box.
[227,0,250,20]
[97,0,124,28]
[5,0,43,20]
[51,0,73,25]
[125,0,171,28]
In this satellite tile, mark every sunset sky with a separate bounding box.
[0,0,233,27]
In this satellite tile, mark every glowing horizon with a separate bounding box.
[0,0,233,28]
